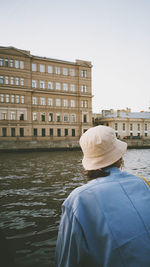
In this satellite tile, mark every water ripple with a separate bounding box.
[0,149,150,266]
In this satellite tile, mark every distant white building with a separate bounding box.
[93,108,150,139]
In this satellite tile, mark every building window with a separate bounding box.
[123,123,126,131]
[2,128,7,137]
[40,98,46,105]
[48,98,53,106]
[83,114,87,123]
[16,95,19,104]
[49,113,53,122]
[71,100,75,107]
[115,123,118,131]
[41,113,45,121]
[81,70,87,78]
[10,112,15,120]
[33,128,37,136]
[64,114,69,122]
[64,99,68,107]
[5,76,9,84]
[56,67,60,74]
[50,128,53,136]
[10,77,14,85]
[21,96,25,104]
[71,114,76,122]
[56,113,61,122]
[19,114,24,120]
[20,61,24,69]
[85,101,88,108]
[81,100,88,108]
[64,129,68,136]
[81,85,87,93]
[63,83,68,91]
[0,58,3,66]
[70,84,75,92]
[63,68,68,75]
[42,128,46,137]
[10,59,14,67]
[20,128,24,137]
[138,132,140,137]
[11,128,15,137]
[2,112,7,120]
[5,58,8,67]
[40,81,45,89]
[40,64,45,72]
[15,60,19,68]
[21,78,24,86]
[48,82,53,90]
[70,69,75,76]
[11,95,15,103]
[138,123,140,131]
[145,124,148,131]
[145,132,148,137]
[16,77,19,85]
[1,94,4,103]
[32,80,37,88]
[6,94,9,103]
[32,63,37,71]
[32,97,37,105]
[57,128,61,137]
[48,65,53,73]
[56,82,61,90]
[56,99,61,107]
[33,112,37,121]
[130,123,133,131]
[0,76,4,84]
[72,129,75,136]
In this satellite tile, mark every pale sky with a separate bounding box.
[1,0,150,113]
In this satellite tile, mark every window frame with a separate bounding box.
[32,63,37,71]
[40,64,45,73]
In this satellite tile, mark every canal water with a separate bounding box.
[0,149,150,267]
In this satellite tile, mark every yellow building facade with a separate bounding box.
[0,46,92,146]
[93,108,150,139]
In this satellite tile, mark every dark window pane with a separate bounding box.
[42,128,45,137]
[72,129,75,136]
[33,128,37,136]
[20,128,24,137]
[2,128,7,137]
[50,128,53,136]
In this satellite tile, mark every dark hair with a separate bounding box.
[85,158,123,180]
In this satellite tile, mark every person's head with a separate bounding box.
[79,126,127,179]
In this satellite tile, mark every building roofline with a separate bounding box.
[0,46,31,56]
[31,55,92,67]
[31,54,76,65]
[0,46,92,67]
[97,109,150,119]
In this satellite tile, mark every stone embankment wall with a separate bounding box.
[0,139,150,151]
[0,140,80,151]
[122,139,150,149]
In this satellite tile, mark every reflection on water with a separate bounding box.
[0,149,150,267]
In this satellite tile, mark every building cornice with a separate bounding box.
[0,46,92,67]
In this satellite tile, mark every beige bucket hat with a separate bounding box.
[79,126,127,170]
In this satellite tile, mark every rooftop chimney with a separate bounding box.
[102,110,105,117]
[126,107,131,115]
[117,110,120,117]
[110,109,114,115]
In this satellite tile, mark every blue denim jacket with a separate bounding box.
[55,167,150,267]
